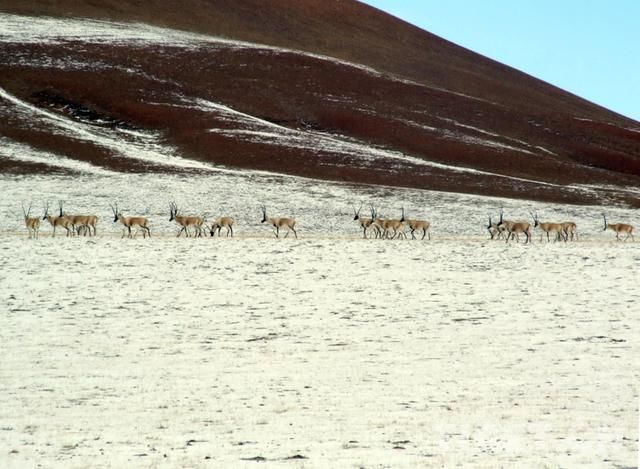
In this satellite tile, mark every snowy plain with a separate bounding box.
[0,172,639,469]
[1,10,639,468]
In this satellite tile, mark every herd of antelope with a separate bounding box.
[19,201,636,242]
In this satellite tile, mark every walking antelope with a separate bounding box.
[497,209,525,242]
[169,202,204,237]
[110,203,151,238]
[504,216,532,244]
[43,201,73,237]
[531,211,565,242]
[373,207,405,239]
[209,215,235,237]
[352,204,376,239]
[22,202,40,239]
[561,221,578,241]
[602,214,634,241]
[487,215,502,240]
[260,205,297,238]
[400,207,431,240]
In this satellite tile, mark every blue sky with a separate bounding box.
[361,0,640,122]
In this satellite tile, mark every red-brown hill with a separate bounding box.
[1,0,639,206]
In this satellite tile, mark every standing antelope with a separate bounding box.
[110,203,151,238]
[22,202,40,239]
[602,214,634,241]
[352,204,376,239]
[400,207,431,240]
[531,211,565,242]
[209,215,235,237]
[561,221,578,241]
[260,205,297,238]
[169,202,204,237]
[43,201,73,237]
[66,212,99,236]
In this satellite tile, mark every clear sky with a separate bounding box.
[361,0,640,122]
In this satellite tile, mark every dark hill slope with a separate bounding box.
[1,0,639,206]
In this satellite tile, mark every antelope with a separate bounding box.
[209,215,235,237]
[497,208,519,242]
[504,217,532,244]
[531,211,565,242]
[352,204,376,239]
[22,202,40,239]
[169,202,204,237]
[602,214,634,241]
[110,203,151,238]
[67,212,99,236]
[43,201,73,237]
[260,205,297,238]
[487,215,502,240]
[561,221,578,241]
[400,207,431,240]
[373,207,405,239]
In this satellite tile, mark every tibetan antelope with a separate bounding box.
[504,216,532,244]
[531,211,565,242]
[400,207,431,240]
[110,203,151,238]
[602,214,634,241]
[561,221,578,241]
[22,202,40,239]
[209,215,235,237]
[260,205,297,238]
[169,202,204,237]
[352,204,376,239]
[373,207,405,239]
[43,201,73,237]
[487,214,502,240]
[66,209,99,236]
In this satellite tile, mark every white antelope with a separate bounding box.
[43,201,73,237]
[352,204,377,239]
[169,202,204,237]
[110,203,151,238]
[487,214,503,240]
[602,214,634,241]
[260,205,297,238]
[400,207,431,240]
[209,215,235,237]
[561,221,578,241]
[22,202,40,239]
[531,211,565,242]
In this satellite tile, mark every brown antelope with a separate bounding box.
[22,202,40,239]
[561,221,578,241]
[352,204,376,239]
[400,207,431,240]
[110,203,151,238]
[43,201,73,237]
[496,208,517,241]
[531,211,565,242]
[67,213,99,236]
[169,202,204,237]
[373,207,405,239]
[504,216,532,244]
[209,215,235,237]
[260,205,297,238]
[602,214,634,241]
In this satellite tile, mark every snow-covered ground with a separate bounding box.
[0,173,638,468]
